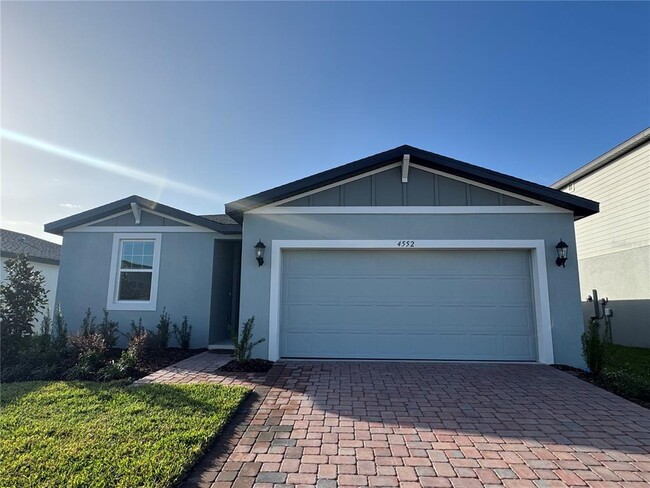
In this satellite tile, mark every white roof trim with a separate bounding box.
[401,154,410,183]
[66,208,215,233]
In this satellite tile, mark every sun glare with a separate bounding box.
[1,128,223,202]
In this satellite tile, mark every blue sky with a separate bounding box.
[2,2,649,243]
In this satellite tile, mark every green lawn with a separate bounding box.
[603,344,650,403]
[0,381,249,488]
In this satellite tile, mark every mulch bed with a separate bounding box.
[218,359,274,373]
[552,364,649,409]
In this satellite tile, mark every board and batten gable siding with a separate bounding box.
[55,229,218,348]
[561,141,649,260]
[238,211,585,367]
[280,166,534,207]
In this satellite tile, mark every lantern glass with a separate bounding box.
[254,240,266,266]
[555,239,568,267]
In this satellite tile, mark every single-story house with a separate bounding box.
[552,127,650,347]
[46,145,598,367]
[1,228,61,318]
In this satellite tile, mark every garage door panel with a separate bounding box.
[280,250,537,360]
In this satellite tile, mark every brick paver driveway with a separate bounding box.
[188,361,650,488]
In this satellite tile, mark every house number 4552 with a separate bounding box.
[397,240,415,248]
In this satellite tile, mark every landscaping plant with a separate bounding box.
[231,316,265,363]
[52,305,68,351]
[127,318,155,363]
[0,254,48,362]
[582,318,608,376]
[155,307,173,350]
[98,308,120,349]
[173,316,192,350]
[39,308,52,337]
[79,307,96,336]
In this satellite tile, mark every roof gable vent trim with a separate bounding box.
[130,202,141,225]
[401,154,410,183]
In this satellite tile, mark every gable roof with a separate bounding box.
[225,144,599,222]
[1,229,61,265]
[44,195,242,236]
[551,127,650,189]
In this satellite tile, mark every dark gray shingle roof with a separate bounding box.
[200,214,238,226]
[1,229,61,264]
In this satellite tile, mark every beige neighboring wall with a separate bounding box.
[553,131,650,347]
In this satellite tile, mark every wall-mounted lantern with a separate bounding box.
[254,240,266,267]
[555,239,569,267]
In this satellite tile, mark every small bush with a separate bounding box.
[602,368,650,402]
[69,332,108,359]
[98,309,119,349]
[65,351,102,380]
[230,316,265,363]
[40,308,52,337]
[98,350,137,381]
[582,318,608,376]
[52,305,68,350]
[173,316,192,350]
[127,319,155,363]
[155,308,173,350]
[80,308,96,336]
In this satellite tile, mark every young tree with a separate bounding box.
[1,254,48,341]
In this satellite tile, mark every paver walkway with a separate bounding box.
[134,351,271,387]
[147,355,650,488]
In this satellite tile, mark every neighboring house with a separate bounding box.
[1,229,61,318]
[552,128,650,348]
[46,145,598,367]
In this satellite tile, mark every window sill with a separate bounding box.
[106,301,157,312]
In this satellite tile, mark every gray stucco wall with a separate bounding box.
[577,246,650,348]
[56,231,229,348]
[238,212,586,367]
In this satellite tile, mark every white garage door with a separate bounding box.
[280,249,537,360]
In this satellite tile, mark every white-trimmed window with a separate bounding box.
[107,233,161,311]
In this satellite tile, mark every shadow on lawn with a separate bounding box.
[0,381,51,407]
[127,382,248,414]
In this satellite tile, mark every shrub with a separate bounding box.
[129,318,146,338]
[155,308,173,350]
[0,333,72,382]
[40,308,52,337]
[230,316,265,363]
[80,308,96,336]
[69,308,108,362]
[69,331,108,359]
[0,305,73,382]
[52,305,68,350]
[65,350,104,380]
[173,316,192,350]
[0,254,48,362]
[127,319,155,363]
[602,368,650,402]
[582,318,608,376]
[98,350,137,381]
[97,309,119,349]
